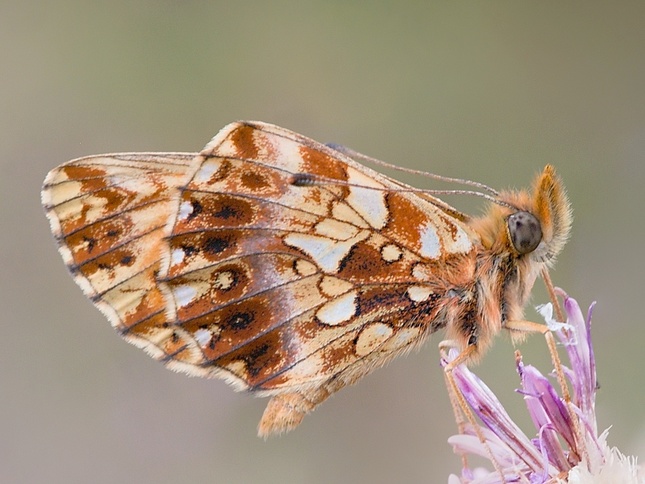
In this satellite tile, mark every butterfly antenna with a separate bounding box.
[290,173,516,210]
[326,143,500,196]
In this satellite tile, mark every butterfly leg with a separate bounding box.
[438,340,483,440]
[439,340,509,482]
[504,319,570,402]
[438,340,476,437]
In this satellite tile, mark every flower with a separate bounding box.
[443,290,642,483]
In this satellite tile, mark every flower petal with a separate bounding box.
[519,362,577,454]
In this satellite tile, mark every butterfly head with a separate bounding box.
[473,165,572,266]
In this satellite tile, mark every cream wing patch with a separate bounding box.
[381,243,403,262]
[355,322,394,356]
[345,168,388,230]
[284,231,370,273]
[419,222,441,259]
[316,290,358,325]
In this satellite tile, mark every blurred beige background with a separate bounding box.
[2,2,645,483]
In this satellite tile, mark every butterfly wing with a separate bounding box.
[41,152,195,357]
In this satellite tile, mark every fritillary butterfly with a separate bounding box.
[41,121,571,437]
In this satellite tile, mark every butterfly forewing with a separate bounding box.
[42,153,195,357]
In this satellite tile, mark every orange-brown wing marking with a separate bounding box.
[159,122,478,392]
[42,153,195,359]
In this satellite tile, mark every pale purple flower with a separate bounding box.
[443,290,642,483]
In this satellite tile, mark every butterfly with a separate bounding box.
[41,121,571,437]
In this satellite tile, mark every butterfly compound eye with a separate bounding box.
[507,211,542,255]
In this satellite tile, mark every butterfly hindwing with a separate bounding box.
[160,122,478,395]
